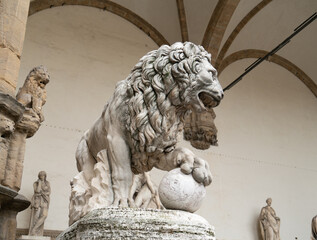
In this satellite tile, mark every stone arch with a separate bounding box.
[29,0,169,47]
[218,49,317,98]
[201,0,240,65]
[215,0,273,69]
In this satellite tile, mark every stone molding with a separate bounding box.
[0,93,25,122]
[0,186,30,240]
[16,229,61,240]
[58,208,216,240]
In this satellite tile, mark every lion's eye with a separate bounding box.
[208,70,217,78]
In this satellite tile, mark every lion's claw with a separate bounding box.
[192,167,212,186]
[176,148,212,186]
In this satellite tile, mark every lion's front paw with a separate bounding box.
[128,198,137,208]
[191,157,212,186]
[176,148,212,186]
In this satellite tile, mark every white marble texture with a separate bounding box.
[57,207,215,240]
[19,235,51,240]
[158,168,206,213]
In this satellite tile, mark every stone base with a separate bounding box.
[57,207,215,240]
[19,235,51,240]
[0,185,30,240]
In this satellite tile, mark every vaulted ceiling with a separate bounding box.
[29,0,317,97]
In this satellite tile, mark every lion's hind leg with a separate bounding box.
[75,132,96,183]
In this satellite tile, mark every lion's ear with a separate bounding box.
[183,42,199,57]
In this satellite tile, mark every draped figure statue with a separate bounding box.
[259,198,280,240]
[29,171,51,236]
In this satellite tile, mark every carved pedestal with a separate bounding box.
[18,235,51,240]
[0,93,41,190]
[0,93,24,186]
[0,185,30,240]
[0,93,41,240]
[57,208,216,240]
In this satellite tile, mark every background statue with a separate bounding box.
[16,65,50,122]
[312,215,317,240]
[69,42,223,224]
[29,171,51,236]
[259,198,280,240]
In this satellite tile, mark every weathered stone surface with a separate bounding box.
[16,65,50,124]
[1,66,49,191]
[0,0,30,57]
[0,48,21,95]
[58,208,216,240]
[0,184,18,203]
[0,93,25,121]
[0,66,49,191]
[0,79,15,96]
[0,93,24,185]
[0,1,31,239]
[159,168,206,213]
[184,108,218,150]
[0,0,30,96]
[0,185,30,240]
[15,108,41,137]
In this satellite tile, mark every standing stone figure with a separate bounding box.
[312,215,317,240]
[29,171,51,236]
[259,198,280,240]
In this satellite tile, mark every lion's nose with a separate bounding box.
[215,91,224,101]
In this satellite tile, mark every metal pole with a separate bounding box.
[223,12,317,92]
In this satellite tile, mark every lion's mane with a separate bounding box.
[123,42,211,173]
[16,65,50,108]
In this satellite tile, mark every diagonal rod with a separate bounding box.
[223,12,317,92]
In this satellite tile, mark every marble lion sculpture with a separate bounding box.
[69,42,223,224]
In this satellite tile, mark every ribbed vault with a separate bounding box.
[29,0,169,46]
[28,0,316,98]
[218,49,317,98]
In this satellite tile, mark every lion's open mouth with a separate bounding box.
[198,92,220,109]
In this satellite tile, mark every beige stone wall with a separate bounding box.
[0,0,30,96]
[16,5,317,240]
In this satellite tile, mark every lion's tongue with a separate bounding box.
[199,92,218,108]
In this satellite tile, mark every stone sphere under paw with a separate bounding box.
[158,168,206,213]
